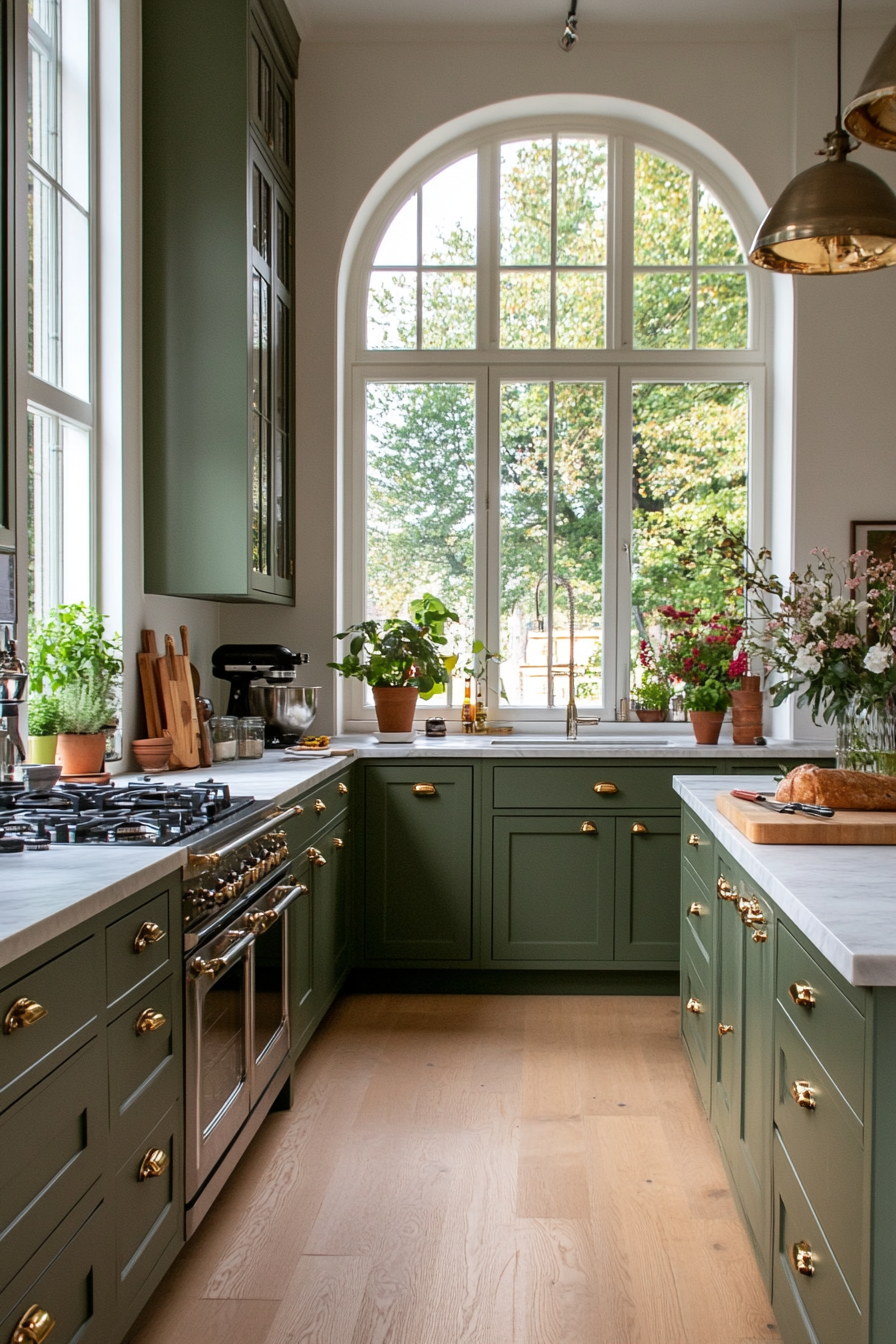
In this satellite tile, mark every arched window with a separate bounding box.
[347,122,763,727]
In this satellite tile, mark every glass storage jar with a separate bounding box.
[238,716,265,759]
[210,715,238,761]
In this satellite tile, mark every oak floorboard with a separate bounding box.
[264,1255,372,1344]
[521,997,582,1118]
[514,1218,598,1344]
[125,1296,281,1344]
[516,1116,590,1220]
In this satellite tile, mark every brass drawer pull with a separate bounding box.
[580,821,597,833]
[314,798,327,814]
[685,997,704,1015]
[593,782,618,794]
[789,982,816,1010]
[134,921,166,954]
[790,1240,815,1276]
[631,823,648,834]
[790,1079,817,1110]
[718,1023,734,1036]
[307,847,327,867]
[412,783,437,797]
[717,875,736,901]
[135,1008,167,1036]
[687,833,702,847]
[333,837,345,848]
[138,1147,170,1181]
[687,902,705,917]
[3,997,48,1034]
[11,1305,55,1344]
[338,782,349,795]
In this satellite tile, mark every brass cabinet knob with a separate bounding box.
[717,875,736,901]
[134,921,166,954]
[631,823,648,834]
[333,837,345,848]
[718,1023,734,1036]
[790,1079,817,1110]
[685,997,704,1015]
[11,1305,55,1344]
[790,1240,815,1277]
[3,997,48,1035]
[307,847,327,867]
[593,782,618,794]
[752,928,769,943]
[338,782,349,795]
[135,1008,167,1036]
[138,1147,170,1181]
[789,982,816,1010]
[687,902,705,917]
[412,783,437,797]
[687,833,702,847]
[580,821,598,833]
[314,799,327,814]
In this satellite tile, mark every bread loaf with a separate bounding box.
[775,764,896,811]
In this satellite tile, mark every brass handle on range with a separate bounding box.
[790,1240,815,1276]
[593,782,618,794]
[789,982,817,1010]
[314,799,327,814]
[3,997,48,1034]
[580,821,597,833]
[338,782,349,795]
[135,1008,167,1036]
[138,1147,170,1181]
[11,1305,55,1344]
[790,1079,817,1111]
[134,921,166,954]
[687,902,706,917]
[718,1023,734,1036]
[412,783,437,797]
[687,833,702,848]
[631,823,648,835]
[717,875,736,901]
[244,910,278,934]
[307,847,327,867]
[685,998,704,1015]
[190,956,226,979]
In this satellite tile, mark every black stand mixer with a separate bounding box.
[211,644,317,747]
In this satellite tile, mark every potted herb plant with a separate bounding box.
[330,594,459,733]
[633,639,672,721]
[28,604,123,775]
[26,693,60,764]
[55,670,120,774]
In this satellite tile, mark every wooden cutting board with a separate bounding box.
[717,791,896,844]
[137,629,163,740]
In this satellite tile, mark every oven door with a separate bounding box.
[246,874,307,1102]
[185,926,255,1204]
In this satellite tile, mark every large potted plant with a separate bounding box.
[330,594,459,733]
[656,605,743,745]
[29,604,123,775]
[55,671,120,774]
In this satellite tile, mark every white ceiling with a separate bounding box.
[285,0,891,42]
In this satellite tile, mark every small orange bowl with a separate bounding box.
[132,737,172,772]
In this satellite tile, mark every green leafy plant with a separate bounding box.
[55,672,118,735]
[329,594,460,698]
[636,674,672,713]
[27,693,60,737]
[684,680,731,713]
[29,604,123,698]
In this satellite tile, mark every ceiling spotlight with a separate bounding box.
[559,0,578,52]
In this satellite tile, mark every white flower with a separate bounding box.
[863,645,892,675]
[855,600,870,614]
[794,649,821,675]
[809,611,826,628]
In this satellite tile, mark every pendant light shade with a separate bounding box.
[749,131,896,273]
[844,23,896,150]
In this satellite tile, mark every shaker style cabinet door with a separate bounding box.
[491,816,615,963]
[614,815,681,962]
[364,766,475,962]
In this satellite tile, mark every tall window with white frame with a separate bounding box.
[27,0,93,621]
[353,128,757,726]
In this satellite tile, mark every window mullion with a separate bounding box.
[546,380,555,710]
[550,134,558,350]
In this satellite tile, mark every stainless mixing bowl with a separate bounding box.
[247,682,319,738]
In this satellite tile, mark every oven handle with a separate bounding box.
[244,878,308,934]
[187,806,302,867]
[189,930,255,981]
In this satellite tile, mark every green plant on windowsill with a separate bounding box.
[634,671,672,714]
[28,602,123,697]
[27,693,60,737]
[329,594,460,697]
[684,679,731,713]
[56,672,119,736]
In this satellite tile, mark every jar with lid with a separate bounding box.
[238,716,265,759]
[210,715,238,761]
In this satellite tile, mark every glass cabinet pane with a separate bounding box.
[276,85,291,170]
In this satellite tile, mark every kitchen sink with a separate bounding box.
[488,735,674,745]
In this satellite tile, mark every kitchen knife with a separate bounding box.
[731,789,834,819]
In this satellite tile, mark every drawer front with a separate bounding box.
[775,1006,864,1297]
[777,925,865,1121]
[0,1200,108,1344]
[115,1102,181,1311]
[1,937,98,1106]
[107,977,178,1162]
[772,1133,865,1344]
[680,858,713,964]
[681,946,712,1113]
[0,1041,104,1293]
[106,890,171,1010]
[297,772,350,833]
[680,808,714,890]
[493,764,703,810]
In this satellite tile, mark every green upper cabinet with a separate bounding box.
[142,0,298,602]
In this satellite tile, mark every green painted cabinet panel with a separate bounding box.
[491,815,615,961]
[614,815,680,961]
[0,1198,110,1344]
[680,943,712,1112]
[288,858,315,1053]
[364,766,474,962]
[312,815,351,1002]
[493,763,705,811]
[114,1101,181,1314]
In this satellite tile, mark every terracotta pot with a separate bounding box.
[731,682,763,745]
[689,710,725,745]
[371,685,419,733]
[27,734,58,765]
[55,731,107,776]
[635,709,666,723]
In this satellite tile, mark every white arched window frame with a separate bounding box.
[341,112,772,732]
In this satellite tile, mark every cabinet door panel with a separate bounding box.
[364,767,474,961]
[492,816,615,962]
[311,818,351,1004]
[614,815,680,961]
[288,859,314,1050]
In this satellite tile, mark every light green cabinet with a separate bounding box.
[614,815,681,961]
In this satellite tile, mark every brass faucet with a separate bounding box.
[534,575,601,739]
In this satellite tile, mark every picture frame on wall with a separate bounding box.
[851,521,896,567]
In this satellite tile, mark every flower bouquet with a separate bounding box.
[645,607,744,743]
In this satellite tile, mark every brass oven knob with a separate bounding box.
[593,782,618,794]
[790,1241,815,1276]
[718,1023,734,1036]
[717,875,736,901]
[134,921,166,954]
[687,833,702,847]
[338,782,349,795]
[135,1008,167,1035]
[3,997,48,1034]
[138,1147,170,1181]
[314,798,327,814]
[687,902,705,917]
[790,1079,817,1110]
[11,1305,55,1344]
[789,982,816,1010]
[580,821,597,833]
[685,998,704,1014]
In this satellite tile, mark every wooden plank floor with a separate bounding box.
[126,994,780,1344]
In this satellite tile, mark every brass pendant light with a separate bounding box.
[844,23,896,150]
[749,0,896,274]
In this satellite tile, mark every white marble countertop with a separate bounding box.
[0,734,833,974]
[675,775,896,988]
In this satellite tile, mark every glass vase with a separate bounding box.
[835,700,896,774]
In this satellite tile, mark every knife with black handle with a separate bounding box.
[731,789,834,818]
